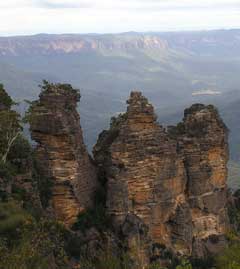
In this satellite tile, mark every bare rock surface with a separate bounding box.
[30,83,98,226]
[94,91,229,259]
[177,104,229,257]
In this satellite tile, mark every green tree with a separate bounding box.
[0,84,14,109]
[0,110,22,163]
[216,243,240,269]
[0,201,69,269]
[176,259,192,269]
[0,84,22,164]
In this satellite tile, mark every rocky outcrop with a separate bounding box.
[27,85,229,263]
[94,92,229,261]
[94,92,188,261]
[175,104,229,257]
[30,83,98,226]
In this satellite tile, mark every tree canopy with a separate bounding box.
[0,84,14,110]
[0,84,22,164]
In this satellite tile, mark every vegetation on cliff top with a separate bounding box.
[0,84,15,109]
[40,79,80,97]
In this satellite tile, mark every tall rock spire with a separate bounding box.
[30,82,98,226]
[94,91,189,265]
[94,91,229,263]
[178,104,229,257]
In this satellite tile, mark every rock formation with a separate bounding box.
[30,83,98,226]
[175,104,229,257]
[28,85,229,264]
[94,92,229,261]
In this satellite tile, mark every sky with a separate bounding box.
[0,0,240,36]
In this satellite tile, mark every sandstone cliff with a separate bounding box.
[29,82,98,226]
[28,86,230,264]
[175,104,229,257]
[94,92,229,261]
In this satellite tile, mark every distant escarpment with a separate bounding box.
[0,30,240,56]
[29,82,98,226]
[0,34,168,56]
[94,92,229,263]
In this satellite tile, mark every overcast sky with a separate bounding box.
[0,0,240,36]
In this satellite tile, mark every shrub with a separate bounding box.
[0,201,32,241]
[80,250,132,269]
[176,259,192,269]
[0,109,22,164]
[215,243,240,269]
[7,135,32,174]
[0,236,50,269]
[64,231,83,259]
[190,256,215,269]
[0,204,69,269]
[11,184,27,201]
[94,252,122,269]
[0,160,14,180]
[32,158,53,208]
[0,189,8,202]
[0,84,14,109]
[148,262,167,269]
[73,203,109,232]
[80,251,168,269]
[40,80,78,94]
[228,200,240,233]
[73,186,109,232]
[110,113,127,130]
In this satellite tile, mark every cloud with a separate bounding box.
[33,0,94,9]
[0,0,239,36]
[0,0,30,8]
[1,0,239,11]
[97,0,240,11]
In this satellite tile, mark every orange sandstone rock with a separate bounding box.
[30,83,98,226]
[94,92,229,260]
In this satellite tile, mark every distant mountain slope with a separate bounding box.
[157,29,240,57]
[0,29,240,57]
[0,30,239,170]
[0,33,169,55]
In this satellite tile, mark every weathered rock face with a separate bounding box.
[94,92,229,261]
[94,92,189,263]
[177,104,229,257]
[30,83,98,226]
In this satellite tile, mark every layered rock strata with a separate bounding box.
[94,92,229,259]
[30,83,97,226]
[176,104,229,257]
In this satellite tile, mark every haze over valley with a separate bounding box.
[0,29,240,186]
